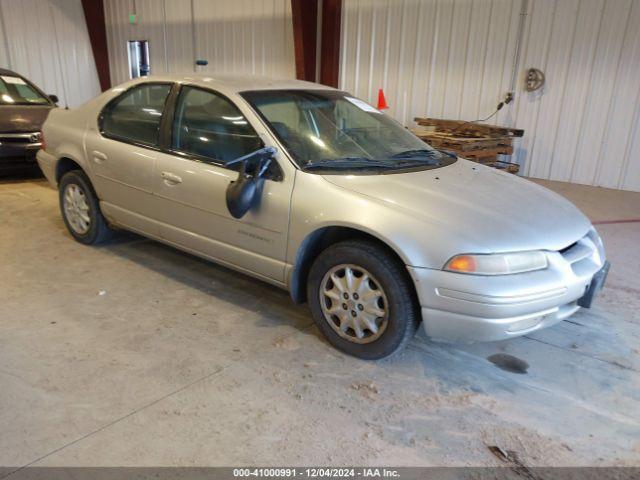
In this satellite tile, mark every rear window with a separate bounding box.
[100,83,172,147]
[0,75,50,105]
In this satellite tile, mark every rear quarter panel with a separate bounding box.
[40,93,120,187]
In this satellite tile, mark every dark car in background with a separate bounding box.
[0,68,58,173]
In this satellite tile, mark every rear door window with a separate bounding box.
[100,83,172,147]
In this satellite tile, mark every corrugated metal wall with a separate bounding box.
[0,0,100,108]
[103,0,296,86]
[340,0,640,192]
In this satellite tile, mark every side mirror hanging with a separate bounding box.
[225,147,277,219]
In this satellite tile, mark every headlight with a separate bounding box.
[444,251,548,275]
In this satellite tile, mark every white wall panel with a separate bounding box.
[104,0,295,86]
[164,0,194,74]
[548,0,605,183]
[619,0,640,192]
[594,0,640,188]
[569,0,633,186]
[0,4,9,68]
[522,0,579,179]
[441,0,473,119]
[193,0,294,77]
[104,0,170,84]
[423,1,455,120]
[0,0,100,108]
[340,0,640,191]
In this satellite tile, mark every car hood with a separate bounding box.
[0,105,53,132]
[321,159,592,253]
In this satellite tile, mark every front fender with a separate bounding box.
[287,172,455,270]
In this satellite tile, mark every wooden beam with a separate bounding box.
[291,0,318,82]
[320,0,342,87]
[80,0,111,91]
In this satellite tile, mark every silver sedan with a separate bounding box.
[37,75,609,359]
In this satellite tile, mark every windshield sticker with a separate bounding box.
[344,97,382,114]
[1,75,27,85]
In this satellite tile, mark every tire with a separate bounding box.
[307,240,419,359]
[59,169,114,245]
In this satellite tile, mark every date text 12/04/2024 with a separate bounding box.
[232,468,400,478]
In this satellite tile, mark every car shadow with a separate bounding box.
[100,233,316,335]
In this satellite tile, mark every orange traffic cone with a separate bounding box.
[377,88,389,110]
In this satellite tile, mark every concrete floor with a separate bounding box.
[1,174,639,468]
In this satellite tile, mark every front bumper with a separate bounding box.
[408,230,607,343]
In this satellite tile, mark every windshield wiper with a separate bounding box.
[391,149,440,159]
[302,157,398,171]
[389,149,445,167]
[392,149,436,157]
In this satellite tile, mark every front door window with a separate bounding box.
[172,86,262,164]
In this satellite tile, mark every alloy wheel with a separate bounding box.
[63,183,91,235]
[319,264,389,344]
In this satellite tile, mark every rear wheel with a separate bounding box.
[307,240,419,359]
[59,170,114,245]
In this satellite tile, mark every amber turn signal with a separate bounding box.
[446,255,477,273]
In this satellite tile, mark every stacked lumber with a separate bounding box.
[411,118,524,174]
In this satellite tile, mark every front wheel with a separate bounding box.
[307,240,419,359]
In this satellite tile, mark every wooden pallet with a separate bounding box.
[412,118,523,174]
[419,132,513,153]
[414,117,524,138]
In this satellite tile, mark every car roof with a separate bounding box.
[123,73,338,94]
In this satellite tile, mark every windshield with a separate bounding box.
[241,89,455,171]
[0,75,50,106]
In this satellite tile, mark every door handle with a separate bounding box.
[161,171,183,184]
[92,150,108,163]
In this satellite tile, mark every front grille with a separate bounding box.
[559,241,577,254]
[559,231,603,277]
[562,242,594,265]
